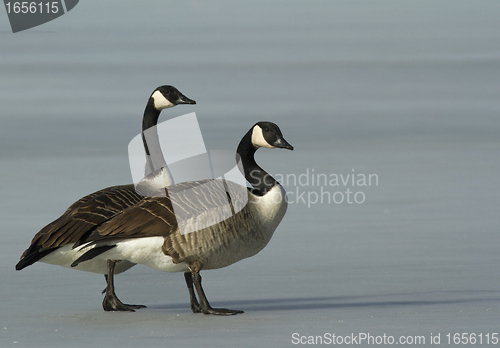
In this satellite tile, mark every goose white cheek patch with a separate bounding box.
[251,125,274,148]
[151,90,175,110]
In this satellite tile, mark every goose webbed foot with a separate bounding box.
[201,306,245,316]
[102,291,147,312]
[186,271,244,316]
[102,260,146,312]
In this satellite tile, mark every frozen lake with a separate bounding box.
[1,1,499,346]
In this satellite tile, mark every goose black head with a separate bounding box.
[251,121,294,151]
[150,85,196,111]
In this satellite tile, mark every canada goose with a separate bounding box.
[15,85,195,311]
[71,121,293,315]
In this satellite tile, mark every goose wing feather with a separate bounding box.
[78,179,249,247]
[16,185,142,270]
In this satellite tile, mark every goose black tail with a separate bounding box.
[70,245,116,268]
[15,247,55,271]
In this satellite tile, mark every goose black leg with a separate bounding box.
[191,271,244,315]
[102,260,147,312]
[184,272,202,313]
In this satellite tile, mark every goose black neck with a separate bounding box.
[237,130,277,194]
[142,98,167,174]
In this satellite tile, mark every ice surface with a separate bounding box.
[1,1,499,346]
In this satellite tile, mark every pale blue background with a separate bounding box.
[1,1,499,346]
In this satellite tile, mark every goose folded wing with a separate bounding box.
[72,179,249,266]
[16,185,142,269]
[74,179,249,249]
[78,197,179,246]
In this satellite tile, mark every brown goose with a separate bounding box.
[71,122,293,315]
[15,85,196,311]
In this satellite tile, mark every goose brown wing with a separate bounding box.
[78,179,249,246]
[16,184,142,270]
[83,196,179,243]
